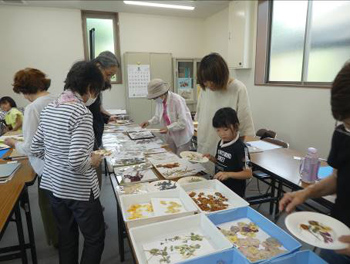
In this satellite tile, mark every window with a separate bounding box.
[82,11,122,84]
[256,1,350,87]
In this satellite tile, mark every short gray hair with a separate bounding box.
[94,51,120,69]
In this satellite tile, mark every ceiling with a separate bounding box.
[0,0,231,18]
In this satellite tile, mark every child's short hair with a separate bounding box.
[332,62,350,121]
[0,96,17,108]
[213,107,239,129]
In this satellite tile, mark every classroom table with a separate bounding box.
[249,146,336,218]
[0,149,37,264]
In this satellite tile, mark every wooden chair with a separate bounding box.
[247,137,289,218]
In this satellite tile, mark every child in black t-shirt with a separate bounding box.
[204,107,252,197]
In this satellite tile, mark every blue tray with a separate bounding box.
[0,148,9,158]
[207,207,302,264]
[179,248,247,264]
[261,250,327,264]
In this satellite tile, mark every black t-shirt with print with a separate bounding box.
[215,138,248,198]
[328,124,350,228]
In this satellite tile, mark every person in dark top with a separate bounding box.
[89,51,120,150]
[89,51,120,188]
[279,62,350,264]
[204,107,252,198]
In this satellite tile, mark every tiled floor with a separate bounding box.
[0,175,321,264]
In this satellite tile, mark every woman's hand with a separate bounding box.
[109,115,118,122]
[279,190,309,214]
[140,121,149,128]
[214,171,230,181]
[159,127,168,134]
[91,153,102,168]
[336,236,350,256]
[4,138,16,148]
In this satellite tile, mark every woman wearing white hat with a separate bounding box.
[140,79,194,155]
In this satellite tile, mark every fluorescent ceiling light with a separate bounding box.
[123,1,195,11]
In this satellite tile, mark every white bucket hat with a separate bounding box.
[147,79,169,99]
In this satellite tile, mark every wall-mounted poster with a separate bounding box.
[128,65,150,98]
[177,77,194,101]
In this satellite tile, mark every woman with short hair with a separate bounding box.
[31,61,105,264]
[4,68,58,246]
[196,53,255,166]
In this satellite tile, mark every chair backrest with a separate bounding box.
[262,137,289,148]
[256,128,267,137]
[256,128,277,139]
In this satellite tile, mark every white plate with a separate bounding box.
[285,211,350,250]
[177,176,208,185]
[180,151,209,163]
[154,159,205,180]
[148,180,178,192]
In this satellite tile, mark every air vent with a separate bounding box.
[1,0,27,4]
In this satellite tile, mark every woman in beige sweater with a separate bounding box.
[196,53,255,170]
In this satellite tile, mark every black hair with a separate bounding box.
[197,53,229,90]
[331,62,350,121]
[0,96,17,108]
[64,61,104,96]
[213,107,239,129]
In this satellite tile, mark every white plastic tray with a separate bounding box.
[129,213,232,264]
[119,188,199,228]
[181,179,249,214]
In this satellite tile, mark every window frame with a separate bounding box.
[81,10,122,84]
[255,0,332,89]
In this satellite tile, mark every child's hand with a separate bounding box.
[203,153,215,162]
[214,171,230,181]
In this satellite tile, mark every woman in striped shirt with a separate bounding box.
[31,61,105,264]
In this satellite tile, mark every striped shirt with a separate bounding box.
[31,93,99,201]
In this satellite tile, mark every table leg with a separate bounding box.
[104,158,109,177]
[21,188,37,264]
[274,181,283,221]
[269,178,276,215]
[117,202,125,262]
[14,204,28,264]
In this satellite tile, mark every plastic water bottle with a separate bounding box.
[300,147,320,183]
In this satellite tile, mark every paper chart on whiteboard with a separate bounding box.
[127,64,150,98]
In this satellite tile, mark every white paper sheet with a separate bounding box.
[246,140,282,151]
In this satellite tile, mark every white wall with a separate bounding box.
[0,4,335,157]
[103,12,206,109]
[0,5,206,111]
[0,5,85,107]
[204,7,229,59]
[203,3,334,158]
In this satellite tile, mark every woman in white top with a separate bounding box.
[4,68,58,247]
[196,53,255,160]
[140,79,194,155]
